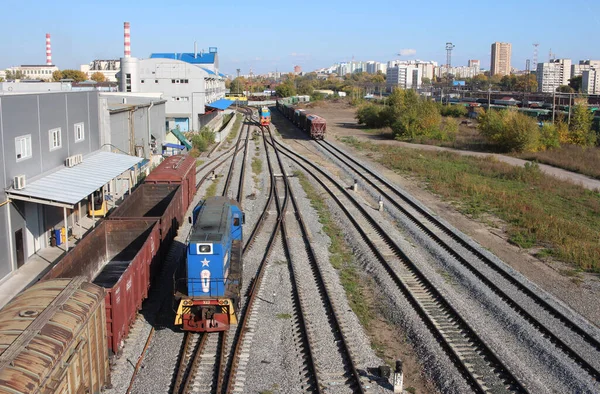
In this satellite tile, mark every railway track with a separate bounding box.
[221,123,320,393]
[265,126,365,392]
[315,139,600,381]
[269,137,527,393]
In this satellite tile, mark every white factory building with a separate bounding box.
[80,59,120,82]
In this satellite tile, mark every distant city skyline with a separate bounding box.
[0,0,598,75]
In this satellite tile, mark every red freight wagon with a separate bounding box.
[144,155,196,210]
[306,115,326,140]
[42,219,160,354]
[108,183,183,275]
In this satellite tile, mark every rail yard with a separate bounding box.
[1,103,599,394]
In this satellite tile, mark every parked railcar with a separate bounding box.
[276,98,327,140]
[0,278,110,394]
[259,106,271,126]
[174,197,244,332]
[43,219,160,354]
[306,114,327,139]
[144,155,197,210]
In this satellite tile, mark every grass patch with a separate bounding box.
[339,139,600,272]
[276,313,292,319]
[225,114,243,145]
[518,144,600,180]
[295,171,374,327]
[196,159,204,167]
[252,157,262,176]
[205,179,219,198]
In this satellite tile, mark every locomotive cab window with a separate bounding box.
[233,215,240,226]
[196,244,212,254]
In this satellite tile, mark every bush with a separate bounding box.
[439,104,468,118]
[191,126,216,152]
[356,104,391,128]
[391,93,441,140]
[539,123,561,150]
[478,109,540,152]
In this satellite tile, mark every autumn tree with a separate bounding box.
[52,70,63,81]
[275,82,296,97]
[569,100,596,146]
[53,69,87,82]
[90,72,106,82]
[556,85,574,93]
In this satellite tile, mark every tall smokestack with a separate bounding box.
[124,22,131,58]
[46,33,52,65]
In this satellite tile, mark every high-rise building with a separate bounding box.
[536,59,572,93]
[490,42,512,76]
[571,60,600,78]
[583,69,600,94]
[386,65,422,91]
[468,59,480,69]
[294,65,302,74]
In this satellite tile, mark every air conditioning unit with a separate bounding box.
[14,175,26,190]
[76,154,83,164]
[65,156,75,167]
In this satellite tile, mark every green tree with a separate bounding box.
[569,101,596,146]
[57,69,87,82]
[90,72,106,82]
[556,85,574,93]
[297,80,314,95]
[568,75,583,92]
[275,82,296,98]
[52,70,63,81]
[0,77,3,82]
[469,74,491,90]
[515,74,538,92]
[229,77,245,94]
[478,109,541,152]
[421,77,431,85]
[5,70,26,80]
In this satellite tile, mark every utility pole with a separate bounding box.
[236,68,240,110]
[552,90,556,123]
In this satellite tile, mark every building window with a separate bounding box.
[141,79,145,83]
[49,128,62,151]
[74,122,85,142]
[15,135,32,161]
[155,79,158,83]
[172,79,175,83]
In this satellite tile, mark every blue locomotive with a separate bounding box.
[174,197,244,332]
[258,106,271,127]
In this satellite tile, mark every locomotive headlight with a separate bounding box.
[196,243,212,254]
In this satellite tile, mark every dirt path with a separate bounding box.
[288,101,600,328]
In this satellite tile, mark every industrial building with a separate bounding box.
[0,88,167,297]
[537,59,572,93]
[491,42,512,76]
[80,59,120,82]
[118,22,228,132]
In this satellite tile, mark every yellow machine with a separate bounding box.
[88,190,108,217]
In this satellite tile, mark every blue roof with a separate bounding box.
[150,52,216,64]
[163,143,186,150]
[201,67,216,75]
[206,99,233,110]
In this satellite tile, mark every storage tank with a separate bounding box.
[119,56,140,93]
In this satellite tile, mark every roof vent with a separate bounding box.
[19,310,39,318]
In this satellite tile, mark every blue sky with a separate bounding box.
[1,0,598,75]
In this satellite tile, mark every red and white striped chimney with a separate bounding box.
[45,33,52,65]
[124,22,131,58]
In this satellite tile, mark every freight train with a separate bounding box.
[0,154,197,391]
[174,197,244,332]
[276,98,326,139]
[258,106,271,127]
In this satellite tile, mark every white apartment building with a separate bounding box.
[436,64,481,79]
[387,60,436,81]
[537,59,572,93]
[386,65,422,91]
[582,69,600,94]
[571,60,600,78]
